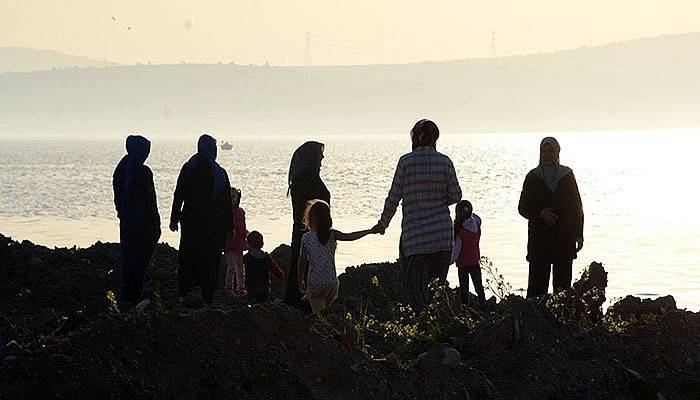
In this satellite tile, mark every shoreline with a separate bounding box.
[1,223,697,312]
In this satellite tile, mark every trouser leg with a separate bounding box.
[224,252,236,289]
[400,253,428,311]
[458,267,470,305]
[552,259,573,292]
[527,261,551,298]
[309,296,326,314]
[430,251,451,284]
[232,252,246,293]
[470,266,486,306]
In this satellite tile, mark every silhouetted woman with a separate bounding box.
[285,141,330,309]
[170,134,233,305]
[112,135,161,306]
[374,119,462,311]
[518,137,584,298]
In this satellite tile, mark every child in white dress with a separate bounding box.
[297,199,379,314]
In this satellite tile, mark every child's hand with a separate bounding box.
[371,223,385,235]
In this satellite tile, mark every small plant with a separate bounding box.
[153,285,168,315]
[481,256,512,300]
[105,291,120,314]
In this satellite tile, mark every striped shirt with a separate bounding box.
[379,146,462,257]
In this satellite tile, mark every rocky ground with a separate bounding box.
[1,233,698,399]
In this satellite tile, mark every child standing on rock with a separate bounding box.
[451,200,486,307]
[242,231,286,302]
[224,187,248,297]
[297,200,379,314]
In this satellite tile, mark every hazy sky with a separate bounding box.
[1,0,699,65]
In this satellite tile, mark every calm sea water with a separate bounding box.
[1,132,698,309]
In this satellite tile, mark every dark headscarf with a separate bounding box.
[287,141,324,195]
[410,119,440,150]
[122,135,151,195]
[533,136,571,193]
[185,133,227,198]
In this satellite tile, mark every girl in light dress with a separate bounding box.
[297,200,380,314]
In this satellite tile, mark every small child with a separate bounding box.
[297,199,379,315]
[242,231,285,303]
[451,200,486,307]
[224,187,248,297]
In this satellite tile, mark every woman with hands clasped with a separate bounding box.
[518,137,584,298]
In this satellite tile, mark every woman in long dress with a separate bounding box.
[170,134,234,305]
[112,135,161,306]
[285,141,330,310]
[518,137,584,298]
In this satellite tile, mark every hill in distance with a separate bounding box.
[1,33,699,135]
[0,47,115,73]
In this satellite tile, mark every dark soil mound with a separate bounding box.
[1,234,699,399]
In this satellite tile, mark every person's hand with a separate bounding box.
[575,237,584,252]
[372,223,386,235]
[169,220,179,232]
[298,280,306,294]
[539,208,558,226]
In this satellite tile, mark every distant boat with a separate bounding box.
[220,141,233,151]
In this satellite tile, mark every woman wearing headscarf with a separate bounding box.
[112,135,161,306]
[518,137,584,298]
[285,141,330,309]
[170,134,234,305]
[373,119,462,311]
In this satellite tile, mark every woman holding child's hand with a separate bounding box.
[285,142,330,311]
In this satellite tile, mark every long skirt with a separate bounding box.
[285,222,311,312]
[178,224,224,305]
[119,220,160,305]
[399,250,451,311]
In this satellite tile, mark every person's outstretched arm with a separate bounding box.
[333,228,377,242]
[376,159,404,232]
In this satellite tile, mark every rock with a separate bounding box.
[608,295,677,320]
[417,344,461,370]
[441,346,461,368]
[134,299,152,315]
